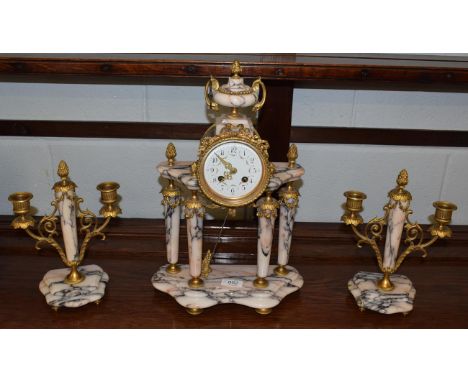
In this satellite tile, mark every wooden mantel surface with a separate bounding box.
[0,216,467,328]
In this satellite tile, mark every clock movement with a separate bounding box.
[152,61,305,315]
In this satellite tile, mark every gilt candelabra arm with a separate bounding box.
[9,192,69,265]
[392,201,458,272]
[341,190,387,270]
[75,181,122,265]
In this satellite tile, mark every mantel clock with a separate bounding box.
[152,61,305,315]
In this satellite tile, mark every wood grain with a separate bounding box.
[257,80,294,161]
[2,54,468,91]
[0,216,467,328]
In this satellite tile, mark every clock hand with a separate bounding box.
[215,154,237,174]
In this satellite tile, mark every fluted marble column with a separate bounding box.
[275,183,299,275]
[185,191,205,288]
[162,180,182,274]
[254,194,279,288]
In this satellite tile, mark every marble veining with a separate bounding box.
[56,190,79,263]
[383,200,409,270]
[257,202,276,278]
[39,264,109,308]
[215,114,253,134]
[186,207,204,278]
[348,271,415,314]
[164,195,181,264]
[278,200,297,266]
[267,163,304,192]
[157,162,304,193]
[152,264,303,310]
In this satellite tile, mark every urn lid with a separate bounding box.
[217,60,254,95]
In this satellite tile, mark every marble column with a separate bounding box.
[383,199,409,270]
[255,194,279,288]
[276,184,299,274]
[162,181,181,272]
[185,191,205,288]
[56,190,79,264]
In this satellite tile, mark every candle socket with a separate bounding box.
[341,190,366,226]
[8,192,35,230]
[97,181,122,218]
[430,201,458,238]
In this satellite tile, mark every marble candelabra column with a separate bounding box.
[185,191,205,288]
[52,160,83,285]
[254,193,279,288]
[382,199,409,271]
[275,183,299,276]
[379,169,412,291]
[162,180,182,274]
[55,190,79,264]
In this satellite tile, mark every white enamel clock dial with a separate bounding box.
[200,140,268,207]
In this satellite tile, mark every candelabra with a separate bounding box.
[8,160,121,310]
[341,169,457,315]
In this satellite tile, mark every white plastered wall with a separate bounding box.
[0,82,467,224]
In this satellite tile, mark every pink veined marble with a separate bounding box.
[383,200,409,270]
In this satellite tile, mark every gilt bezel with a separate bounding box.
[197,128,271,208]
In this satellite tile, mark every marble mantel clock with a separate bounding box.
[152,61,305,315]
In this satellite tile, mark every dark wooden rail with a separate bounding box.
[2,119,468,148]
[2,54,468,91]
[2,54,468,160]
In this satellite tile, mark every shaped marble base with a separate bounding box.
[39,264,109,309]
[152,264,303,314]
[348,271,416,315]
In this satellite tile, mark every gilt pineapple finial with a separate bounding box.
[389,169,411,202]
[287,144,298,168]
[231,60,242,78]
[397,169,409,187]
[166,143,177,166]
[57,160,69,180]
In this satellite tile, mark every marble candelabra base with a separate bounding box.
[151,264,303,315]
[348,271,416,315]
[38,264,109,309]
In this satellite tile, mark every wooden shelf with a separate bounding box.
[1,216,467,328]
[1,54,468,91]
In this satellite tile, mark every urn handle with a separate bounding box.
[251,77,266,112]
[204,75,220,111]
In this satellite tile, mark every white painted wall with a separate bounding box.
[1,81,467,224]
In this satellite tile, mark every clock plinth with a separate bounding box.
[152,264,304,315]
